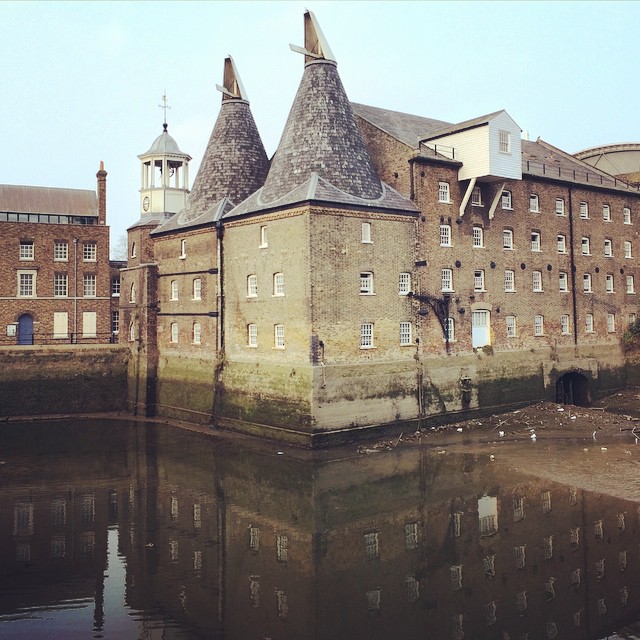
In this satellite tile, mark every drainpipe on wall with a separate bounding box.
[74,238,78,342]
[568,188,578,345]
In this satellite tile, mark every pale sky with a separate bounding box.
[2,1,639,253]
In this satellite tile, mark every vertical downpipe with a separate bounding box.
[74,238,78,342]
[568,188,578,345]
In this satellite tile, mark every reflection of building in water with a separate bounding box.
[2,421,640,639]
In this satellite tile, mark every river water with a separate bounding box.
[1,418,639,639]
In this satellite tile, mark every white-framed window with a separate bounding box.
[400,321,412,346]
[625,241,633,258]
[441,268,453,292]
[438,181,450,203]
[192,278,202,300]
[399,272,411,295]
[627,275,635,293]
[555,198,565,216]
[501,190,512,209]
[20,240,34,260]
[603,204,611,221]
[561,314,570,335]
[273,272,285,296]
[111,310,119,336]
[624,207,632,224]
[83,242,97,261]
[472,226,484,248]
[405,523,418,550]
[130,283,136,303]
[276,534,288,563]
[130,242,137,258]
[54,240,68,261]
[529,194,539,213]
[534,315,544,336]
[531,231,541,252]
[111,277,120,297]
[360,322,374,349]
[361,222,372,243]
[179,239,186,259]
[580,202,589,219]
[440,224,452,246]
[606,274,614,293]
[629,313,638,325]
[274,324,285,349]
[171,280,179,300]
[499,129,511,153]
[171,322,178,343]
[474,269,485,291]
[559,272,568,292]
[53,312,69,339]
[504,270,515,292]
[471,186,482,206]
[54,273,68,297]
[247,323,257,347]
[259,225,268,248]
[129,321,135,342]
[585,313,594,333]
[503,229,513,250]
[192,323,201,345]
[360,272,374,294]
[557,234,567,253]
[247,274,257,297]
[83,274,96,297]
[506,315,517,338]
[607,313,616,333]
[604,239,613,257]
[82,312,97,338]
[532,270,543,292]
[445,317,455,342]
[581,237,591,255]
[583,273,592,293]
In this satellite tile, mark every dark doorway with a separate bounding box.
[17,314,34,345]
[556,372,590,406]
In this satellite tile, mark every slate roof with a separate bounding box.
[351,102,451,149]
[185,99,269,221]
[151,197,233,235]
[418,110,507,141]
[0,184,98,216]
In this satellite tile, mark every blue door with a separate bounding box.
[17,314,34,345]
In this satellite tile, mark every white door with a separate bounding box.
[53,312,68,339]
[472,310,490,348]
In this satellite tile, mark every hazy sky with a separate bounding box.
[2,1,639,251]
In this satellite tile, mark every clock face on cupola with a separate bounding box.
[137,93,191,218]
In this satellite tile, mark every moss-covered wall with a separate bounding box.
[0,345,128,416]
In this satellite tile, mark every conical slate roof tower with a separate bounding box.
[229,11,415,217]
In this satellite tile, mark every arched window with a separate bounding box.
[130,242,137,258]
[130,283,136,303]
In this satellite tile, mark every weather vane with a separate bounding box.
[159,92,171,126]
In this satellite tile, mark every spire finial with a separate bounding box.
[159,91,171,128]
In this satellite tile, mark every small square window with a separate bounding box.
[400,322,412,345]
[54,241,68,261]
[20,240,34,260]
[438,181,450,203]
[360,323,374,349]
[529,194,539,213]
[83,242,96,261]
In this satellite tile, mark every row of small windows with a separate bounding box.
[17,272,99,298]
[18,240,97,261]
[155,322,203,345]
[442,224,634,257]
[169,278,202,301]
[442,268,636,295]
[246,273,284,297]
[437,184,633,222]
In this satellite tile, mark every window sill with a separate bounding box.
[502,207,513,211]
[361,240,373,245]
[272,294,285,298]
[474,289,487,293]
[247,344,258,348]
[360,346,376,350]
[505,290,516,293]
[441,290,455,294]
[503,247,514,251]
[246,295,257,299]
[438,200,452,205]
[179,255,186,260]
[360,292,376,296]
[273,346,285,350]
[259,244,268,249]
[54,258,69,262]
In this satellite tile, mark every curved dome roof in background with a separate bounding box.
[574,143,640,185]
[139,124,190,158]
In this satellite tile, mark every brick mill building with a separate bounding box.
[0,165,117,345]
[123,11,640,444]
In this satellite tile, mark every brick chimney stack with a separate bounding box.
[96,161,107,225]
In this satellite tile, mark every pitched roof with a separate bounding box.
[0,184,97,216]
[152,197,233,235]
[418,110,508,142]
[351,102,451,148]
